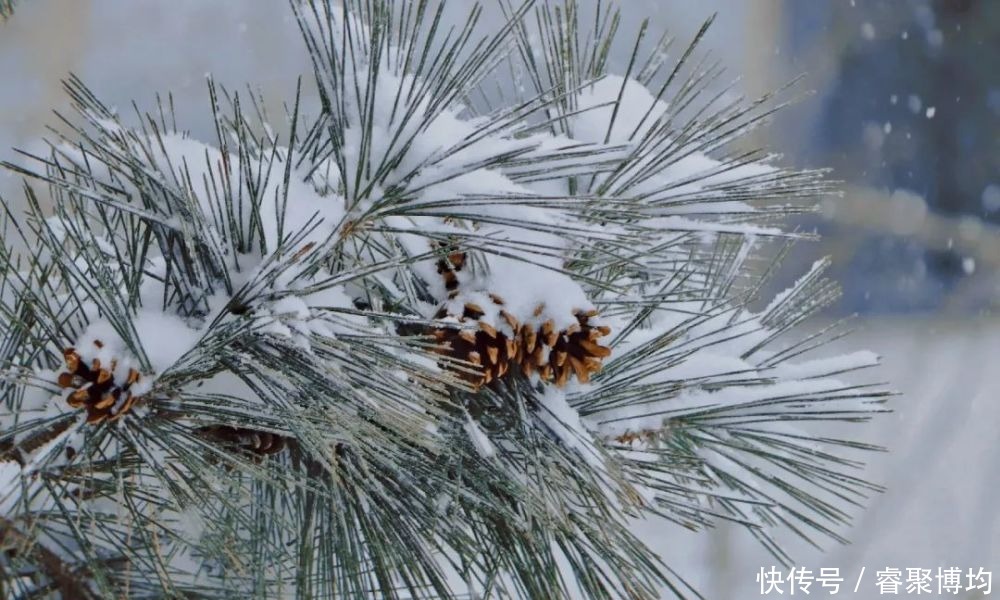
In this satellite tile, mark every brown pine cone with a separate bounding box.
[428,242,612,389]
[58,341,141,424]
[434,246,467,299]
[197,425,287,458]
[430,296,611,389]
[515,306,611,386]
[430,295,517,389]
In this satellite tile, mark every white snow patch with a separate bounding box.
[962,257,976,275]
[572,75,667,144]
[463,414,496,458]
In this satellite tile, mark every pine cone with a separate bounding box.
[431,295,518,389]
[58,340,141,424]
[430,297,612,389]
[429,243,612,389]
[198,425,287,458]
[515,306,611,386]
[435,247,467,299]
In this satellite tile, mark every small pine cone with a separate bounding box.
[517,307,611,387]
[431,296,516,390]
[198,425,287,458]
[431,298,611,389]
[434,245,467,299]
[58,341,141,424]
[428,242,610,389]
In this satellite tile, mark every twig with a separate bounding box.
[0,516,99,600]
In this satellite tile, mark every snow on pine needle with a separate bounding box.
[0,1,890,598]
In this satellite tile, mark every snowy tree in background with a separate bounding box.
[0,1,889,598]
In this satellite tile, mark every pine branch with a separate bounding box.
[0,516,101,600]
[0,1,892,597]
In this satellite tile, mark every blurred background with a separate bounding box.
[1,1,997,597]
